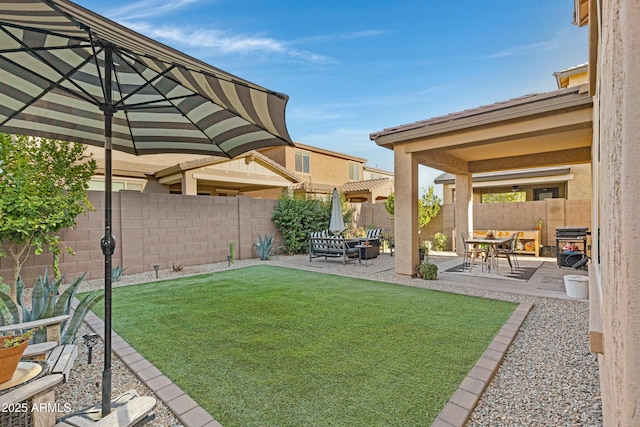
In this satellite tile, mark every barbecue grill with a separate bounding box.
[555,227,590,267]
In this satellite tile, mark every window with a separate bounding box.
[481,192,525,203]
[88,178,145,192]
[295,151,309,174]
[349,162,359,180]
[533,187,559,200]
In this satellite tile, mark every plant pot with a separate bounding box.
[0,337,29,383]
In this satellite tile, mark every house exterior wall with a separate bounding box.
[566,163,592,199]
[596,1,640,424]
[260,145,365,188]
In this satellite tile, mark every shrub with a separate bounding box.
[272,193,330,254]
[433,232,447,251]
[417,262,438,280]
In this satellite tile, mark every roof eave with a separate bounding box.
[371,87,592,148]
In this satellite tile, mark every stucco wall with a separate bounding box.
[597,1,640,424]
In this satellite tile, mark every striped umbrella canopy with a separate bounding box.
[329,188,344,235]
[0,0,293,416]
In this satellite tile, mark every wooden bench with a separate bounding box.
[309,236,358,265]
[55,389,156,427]
[0,314,78,382]
[0,373,64,427]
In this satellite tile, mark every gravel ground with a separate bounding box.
[49,254,601,426]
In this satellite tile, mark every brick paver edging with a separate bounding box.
[82,310,223,427]
[431,301,534,427]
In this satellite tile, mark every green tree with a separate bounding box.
[0,133,96,301]
[481,192,526,203]
[384,186,442,232]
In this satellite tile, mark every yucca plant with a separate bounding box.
[253,233,280,260]
[112,265,128,282]
[0,270,103,344]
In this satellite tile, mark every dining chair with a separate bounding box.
[495,233,518,274]
[461,232,486,271]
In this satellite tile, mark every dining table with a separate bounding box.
[464,237,512,273]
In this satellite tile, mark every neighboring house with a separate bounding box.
[85,141,394,202]
[85,147,300,197]
[259,142,393,203]
[363,165,395,181]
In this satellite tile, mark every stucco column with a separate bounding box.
[182,171,197,195]
[454,173,473,255]
[394,146,418,276]
[598,1,640,424]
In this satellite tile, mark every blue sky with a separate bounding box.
[78,0,588,195]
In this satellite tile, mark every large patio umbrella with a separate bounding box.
[0,0,293,416]
[329,188,344,235]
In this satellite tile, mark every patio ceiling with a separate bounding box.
[370,85,593,175]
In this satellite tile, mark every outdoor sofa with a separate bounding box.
[309,231,359,265]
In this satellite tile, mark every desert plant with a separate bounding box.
[172,262,184,272]
[112,265,128,282]
[433,232,447,251]
[417,262,438,280]
[0,269,103,344]
[253,233,281,260]
[229,242,235,264]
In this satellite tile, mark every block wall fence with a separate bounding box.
[0,192,590,284]
[422,199,592,251]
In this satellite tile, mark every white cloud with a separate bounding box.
[106,0,202,20]
[485,40,561,59]
[123,21,330,62]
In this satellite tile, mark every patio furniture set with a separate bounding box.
[462,232,520,274]
[309,229,384,266]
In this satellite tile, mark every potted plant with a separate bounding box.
[0,328,36,383]
[535,218,543,230]
[417,262,438,280]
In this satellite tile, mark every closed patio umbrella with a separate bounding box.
[329,188,345,235]
[0,0,293,416]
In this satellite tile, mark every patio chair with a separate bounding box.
[461,232,486,271]
[495,233,518,274]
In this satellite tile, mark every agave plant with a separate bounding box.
[0,269,103,345]
[253,233,281,260]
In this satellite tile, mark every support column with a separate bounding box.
[182,171,197,195]
[454,173,473,255]
[394,146,418,276]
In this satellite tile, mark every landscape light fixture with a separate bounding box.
[153,265,159,278]
[83,333,99,364]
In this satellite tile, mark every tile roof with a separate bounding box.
[370,85,588,140]
[341,178,393,193]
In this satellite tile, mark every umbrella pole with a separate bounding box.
[99,44,116,417]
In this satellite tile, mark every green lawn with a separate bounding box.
[87,265,517,426]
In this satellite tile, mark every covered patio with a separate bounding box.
[370,84,593,277]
